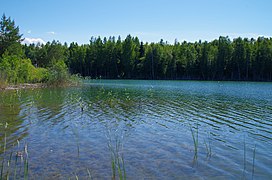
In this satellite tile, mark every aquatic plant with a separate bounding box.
[251,145,256,180]
[204,139,212,158]
[190,123,199,161]
[86,168,92,179]
[107,135,126,180]
[0,132,29,180]
[77,97,85,112]
[109,144,126,179]
[243,137,246,179]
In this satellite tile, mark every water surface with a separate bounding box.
[0,80,271,179]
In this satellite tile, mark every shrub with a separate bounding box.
[0,71,7,89]
[17,58,35,83]
[0,54,49,84]
[47,60,70,86]
[0,54,20,84]
[31,67,49,83]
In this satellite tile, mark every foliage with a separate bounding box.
[0,15,76,86]
[33,35,269,81]
[0,54,21,84]
[0,14,23,57]
[0,71,7,89]
[31,67,49,83]
[0,54,48,84]
[1,14,272,84]
[47,60,70,86]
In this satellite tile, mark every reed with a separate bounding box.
[0,122,8,180]
[204,139,212,158]
[3,122,8,154]
[243,137,246,179]
[1,158,4,180]
[190,123,199,160]
[108,138,126,180]
[24,143,29,180]
[6,151,13,179]
[72,125,80,157]
[14,152,18,180]
[251,145,256,180]
[86,168,92,179]
[0,137,29,180]
[24,158,28,180]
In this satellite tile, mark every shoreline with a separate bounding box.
[1,79,270,91]
[0,83,46,91]
[0,81,82,91]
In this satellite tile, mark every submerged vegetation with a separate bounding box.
[0,81,271,179]
[0,123,29,179]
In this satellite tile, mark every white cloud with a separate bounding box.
[209,32,272,41]
[23,38,46,45]
[47,31,56,35]
[27,30,31,34]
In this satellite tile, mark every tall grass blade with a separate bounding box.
[24,143,29,180]
[243,136,246,180]
[3,134,6,155]
[24,159,28,180]
[204,139,211,158]
[14,155,18,180]
[3,123,8,154]
[111,158,116,180]
[190,123,198,161]
[251,145,256,180]
[121,155,126,180]
[86,168,92,179]
[6,151,13,180]
[1,158,4,180]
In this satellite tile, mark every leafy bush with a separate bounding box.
[47,60,70,86]
[31,68,49,83]
[17,58,35,83]
[0,54,20,84]
[0,54,48,84]
[0,50,79,87]
[0,71,7,89]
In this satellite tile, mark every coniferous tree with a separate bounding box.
[0,14,23,57]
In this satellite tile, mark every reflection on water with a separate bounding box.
[0,91,28,153]
[0,80,272,179]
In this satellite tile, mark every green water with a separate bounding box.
[0,80,272,179]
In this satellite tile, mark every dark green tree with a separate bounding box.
[0,14,23,57]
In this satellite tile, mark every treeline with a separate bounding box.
[24,35,272,81]
[1,14,272,82]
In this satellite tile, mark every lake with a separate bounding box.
[0,80,272,179]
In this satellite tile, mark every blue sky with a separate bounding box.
[1,0,271,44]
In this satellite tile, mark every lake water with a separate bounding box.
[0,80,272,179]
